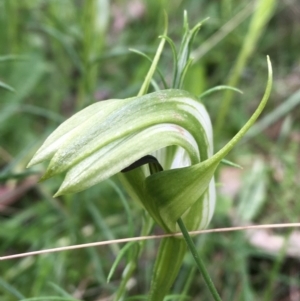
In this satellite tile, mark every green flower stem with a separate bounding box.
[177,218,222,301]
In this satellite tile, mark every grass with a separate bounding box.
[1,0,300,300]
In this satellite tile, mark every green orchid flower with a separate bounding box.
[27,57,272,233]
[27,88,216,233]
[27,12,273,300]
[27,60,272,301]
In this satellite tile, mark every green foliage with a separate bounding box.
[1,1,299,301]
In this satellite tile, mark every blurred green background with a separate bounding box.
[1,0,300,300]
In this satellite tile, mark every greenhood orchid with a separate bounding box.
[27,60,272,233]
[27,88,217,233]
[27,12,273,301]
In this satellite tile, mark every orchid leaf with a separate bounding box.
[137,11,168,96]
[199,85,243,99]
[129,48,168,89]
[221,159,243,169]
[173,12,205,89]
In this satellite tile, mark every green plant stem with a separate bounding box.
[177,218,222,301]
